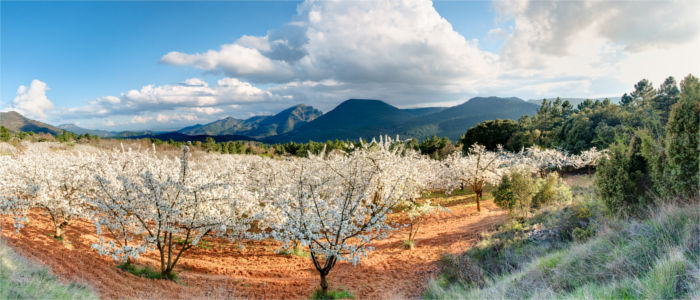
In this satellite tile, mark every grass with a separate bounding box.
[0,238,97,299]
[425,201,700,299]
[117,262,178,281]
[311,288,354,299]
[277,246,311,258]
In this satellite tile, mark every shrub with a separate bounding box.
[493,171,536,217]
[572,227,594,242]
[532,173,572,209]
[437,253,486,288]
[594,137,650,215]
[493,175,516,211]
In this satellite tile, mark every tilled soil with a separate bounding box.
[0,198,505,299]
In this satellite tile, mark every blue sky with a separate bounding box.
[2,0,699,130]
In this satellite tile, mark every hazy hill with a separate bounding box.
[58,124,117,137]
[179,104,322,138]
[0,111,64,135]
[397,97,539,140]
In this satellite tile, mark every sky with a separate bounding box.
[1,0,699,131]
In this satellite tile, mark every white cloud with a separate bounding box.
[190,107,223,115]
[494,0,700,77]
[62,77,287,119]
[159,0,500,106]
[130,115,152,124]
[9,79,54,120]
[156,113,198,123]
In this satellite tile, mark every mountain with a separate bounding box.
[265,99,417,143]
[402,107,445,116]
[179,104,322,139]
[58,124,117,137]
[397,97,539,140]
[0,111,64,135]
[265,97,539,143]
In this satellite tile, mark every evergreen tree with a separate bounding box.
[665,74,699,198]
[652,76,680,126]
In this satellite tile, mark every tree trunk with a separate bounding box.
[320,272,329,293]
[476,190,482,212]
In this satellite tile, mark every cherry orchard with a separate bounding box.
[0,140,603,288]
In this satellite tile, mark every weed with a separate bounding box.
[117,262,178,281]
[311,288,354,299]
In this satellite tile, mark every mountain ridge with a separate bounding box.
[3,97,540,143]
[0,111,64,135]
[178,104,322,138]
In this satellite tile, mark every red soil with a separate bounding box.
[1,198,505,299]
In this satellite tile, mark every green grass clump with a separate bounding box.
[311,288,354,299]
[278,246,310,258]
[0,239,97,299]
[425,202,700,299]
[117,262,178,281]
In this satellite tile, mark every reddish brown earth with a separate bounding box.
[1,198,506,299]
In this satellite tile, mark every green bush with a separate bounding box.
[571,227,594,242]
[493,174,516,211]
[532,173,572,209]
[493,171,536,217]
[437,254,486,288]
[594,137,650,215]
[495,172,572,217]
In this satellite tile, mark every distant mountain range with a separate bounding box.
[57,123,117,137]
[264,97,538,142]
[179,104,322,138]
[1,96,542,143]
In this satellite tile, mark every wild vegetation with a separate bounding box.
[426,74,699,299]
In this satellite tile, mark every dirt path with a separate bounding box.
[1,198,505,299]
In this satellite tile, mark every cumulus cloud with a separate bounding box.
[62,77,288,119]
[8,79,54,120]
[494,0,700,68]
[130,115,152,124]
[160,0,500,106]
[156,113,198,123]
